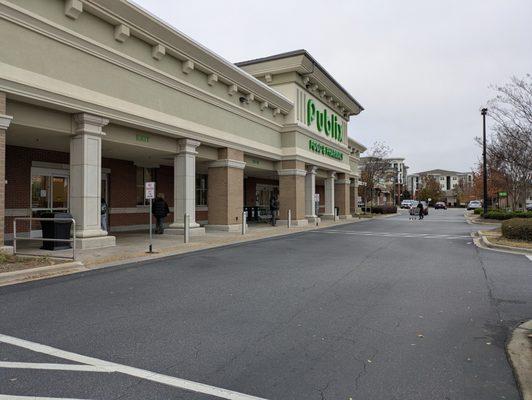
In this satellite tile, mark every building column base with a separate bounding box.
[164,226,206,236]
[278,219,308,227]
[339,215,353,220]
[306,216,321,224]
[0,246,14,255]
[205,224,243,232]
[320,214,337,220]
[75,235,116,250]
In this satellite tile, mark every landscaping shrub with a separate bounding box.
[484,210,532,220]
[501,218,532,242]
[474,208,483,215]
[372,205,397,214]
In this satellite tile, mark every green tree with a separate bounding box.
[418,176,442,204]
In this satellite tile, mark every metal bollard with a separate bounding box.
[184,213,190,244]
[12,219,16,255]
[288,209,291,228]
[242,210,247,235]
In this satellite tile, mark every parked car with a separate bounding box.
[409,201,429,216]
[526,201,532,211]
[467,200,482,210]
[434,201,447,210]
[400,199,414,209]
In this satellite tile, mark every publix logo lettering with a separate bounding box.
[306,99,343,142]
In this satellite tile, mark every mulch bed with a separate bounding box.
[0,254,65,274]
[490,236,532,250]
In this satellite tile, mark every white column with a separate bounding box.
[352,178,359,214]
[70,114,115,248]
[165,138,205,235]
[323,171,336,218]
[305,165,318,220]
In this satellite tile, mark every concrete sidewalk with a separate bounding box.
[507,320,532,400]
[2,214,392,286]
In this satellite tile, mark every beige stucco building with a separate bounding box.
[0,0,366,250]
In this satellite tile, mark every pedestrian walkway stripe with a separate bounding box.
[0,334,268,400]
[313,230,470,240]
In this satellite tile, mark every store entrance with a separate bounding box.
[244,182,278,223]
[30,166,111,235]
[30,167,69,236]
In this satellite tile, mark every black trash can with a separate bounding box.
[40,212,73,250]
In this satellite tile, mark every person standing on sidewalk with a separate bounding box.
[101,198,109,232]
[270,193,279,226]
[152,193,169,234]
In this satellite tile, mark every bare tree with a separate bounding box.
[360,141,392,210]
[479,75,532,209]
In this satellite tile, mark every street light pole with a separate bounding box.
[395,165,399,206]
[481,108,488,216]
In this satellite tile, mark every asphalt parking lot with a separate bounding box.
[1,209,531,399]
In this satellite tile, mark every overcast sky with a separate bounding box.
[134,0,532,173]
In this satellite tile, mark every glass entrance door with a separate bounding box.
[31,175,69,215]
[30,169,69,235]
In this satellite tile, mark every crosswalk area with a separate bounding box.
[313,229,472,240]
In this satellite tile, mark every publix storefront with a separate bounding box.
[0,1,365,249]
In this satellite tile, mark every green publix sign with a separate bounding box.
[307,99,343,142]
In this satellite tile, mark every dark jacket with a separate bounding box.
[270,196,278,211]
[152,197,169,218]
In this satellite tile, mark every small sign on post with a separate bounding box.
[145,182,155,253]
[498,191,508,197]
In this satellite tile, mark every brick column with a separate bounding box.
[0,92,13,250]
[165,139,205,236]
[207,148,245,232]
[71,113,115,249]
[322,171,336,219]
[278,160,308,226]
[335,173,352,219]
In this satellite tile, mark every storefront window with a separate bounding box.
[196,175,208,206]
[136,167,156,205]
[255,184,277,208]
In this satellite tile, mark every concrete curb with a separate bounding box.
[507,320,532,400]
[464,213,502,226]
[480,233,532,255]
[0,261,86,287]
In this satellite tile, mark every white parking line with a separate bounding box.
[526,255,532,262]
[0,396,91,400]
[0,361,110,372]
[0,334,267,400]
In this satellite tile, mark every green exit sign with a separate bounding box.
[498,191,508,197]
[136,134,149,143]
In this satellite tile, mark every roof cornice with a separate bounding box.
[84,0,293,113]
[236,50,364,116]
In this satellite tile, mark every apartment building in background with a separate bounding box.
[407,169,473,206]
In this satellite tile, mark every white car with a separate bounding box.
[400,200,414,209]
[467,200,482,210]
